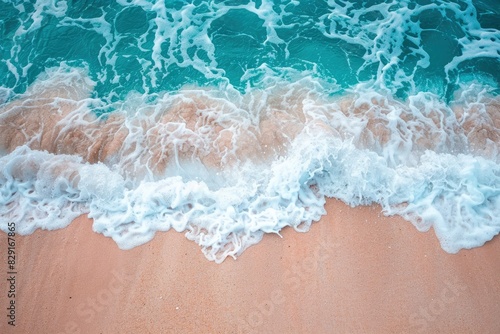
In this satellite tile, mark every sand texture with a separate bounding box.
[1,199,499,334]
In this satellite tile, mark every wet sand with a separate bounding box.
[1,198,499,334]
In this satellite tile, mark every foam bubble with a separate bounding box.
[1,0,499,262]
[1,66,499,262]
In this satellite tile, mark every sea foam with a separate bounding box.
[1,0,499,262]
[1,66,499,262]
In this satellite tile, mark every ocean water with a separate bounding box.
[0,0,499,263]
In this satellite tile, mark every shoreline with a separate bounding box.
[1,198,499,333]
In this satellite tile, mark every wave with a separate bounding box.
[1,66,499,262]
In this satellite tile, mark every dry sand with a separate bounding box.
[1,198,499,334]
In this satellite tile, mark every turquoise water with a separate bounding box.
[2,0,499,101]
[1,0,499,262]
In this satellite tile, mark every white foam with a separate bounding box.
[319,0,500,92]
[0,66,499,262]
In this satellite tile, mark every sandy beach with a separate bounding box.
[1,1,500,333]
[0,198,498,334]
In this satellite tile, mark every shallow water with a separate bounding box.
[1,0,499,262]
